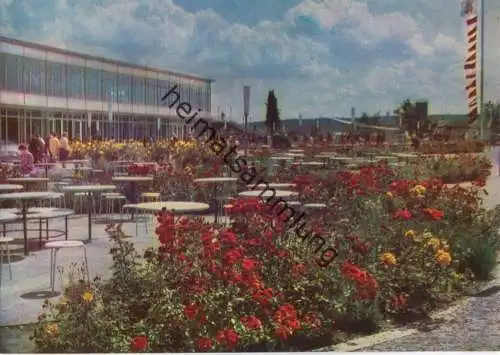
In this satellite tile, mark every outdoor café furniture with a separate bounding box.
[133,201,210,215]
[303,203,328,210]
[0,213,19,286]
[8,177,49,191]
[61,185,116,242]
[36,162,57,178]
[111,176,154,204]
[0,207,74,250]
[140,192,161,202]
[238,189,298,200]
[45,240,90,293]
[0,237,15,286]
[0,191,54,255]
[194,177,237,223]
[294,161,324,166]
[67,159,90,168]
[0,184,23,192]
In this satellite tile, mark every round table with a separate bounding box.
[248,183,296,189]
[0,191,54,255]
[112,176,153,182]
[239,189,298,200]
[133,201,210,213]
[294,161,324,166]
[8,177,49,191]
[0,184,23,192]
[62,185,116,242]
[67,159,90,167]
[36,162,57,178]
[303,203,328,209]
[194,177,237,223]
[270,157,291,161]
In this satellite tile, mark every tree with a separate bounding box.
[484,100,500,138]
[394,99,433,138]
[358,112,381,126]
[265,90,281,135]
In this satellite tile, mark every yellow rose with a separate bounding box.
[380,252,397,266]
[45,323,59,336]
[82,291,94,303]
[427,237,441,251]
[385,191,393,199]
[436,249,452,266]
[404,229,416,238]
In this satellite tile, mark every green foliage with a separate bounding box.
[265,90,281,135]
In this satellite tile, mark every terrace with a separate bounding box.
[0,137,499,352]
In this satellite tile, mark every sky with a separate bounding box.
[1,0,500,121]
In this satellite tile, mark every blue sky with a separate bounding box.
[1,0,500,121]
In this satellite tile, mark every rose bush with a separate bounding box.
[31,155,500,352]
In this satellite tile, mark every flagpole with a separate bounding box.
[479,0,485,140]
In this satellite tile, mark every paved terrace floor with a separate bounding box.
[0,214,178,326]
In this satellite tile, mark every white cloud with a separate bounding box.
[1,0,499,119]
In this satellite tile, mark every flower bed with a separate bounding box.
[31,157,500,352]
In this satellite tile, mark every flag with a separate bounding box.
[461,0,475,17]
[463,1,478,123]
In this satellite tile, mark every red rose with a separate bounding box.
[392,209,412,220]
[423,208,444,221]
[215,329,239,350]
[196,337,213,351]
[240,315,263,330]
[130,335,148,352]
[183,303,200,320]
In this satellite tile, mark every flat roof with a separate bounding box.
[0,36,214,83]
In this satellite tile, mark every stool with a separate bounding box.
[45,240,90,293]
[122,204,149,236]
[140,192,160,202]
[105,194,127,215]
[303,203,327,210]
[0,237,14,286]
[46,192,64,208]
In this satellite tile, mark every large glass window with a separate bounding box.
[102,71,117,102]
[157,80,169,101]
[47,62,66,97]
[85,67,101,100]
[207,85,211,112]
[0,54,5,89]
[132,76,145,105]
[5,53,23,92]
[145,78,157,106]
[117,74,132,103]
[67,64,85,99]
[25,57,45,95]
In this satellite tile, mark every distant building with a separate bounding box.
[0,36,213,143]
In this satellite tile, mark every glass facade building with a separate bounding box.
[0,36,213,143]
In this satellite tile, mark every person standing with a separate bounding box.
[48,132,61,162]
[19,144,34,176]
[28,136,42,164]
[59,132,71,165]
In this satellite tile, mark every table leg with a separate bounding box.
[213,185,218,224]
[38,219,43,247]
[65,216,68,240]
[87,192,92,242]
[22,201,28,256]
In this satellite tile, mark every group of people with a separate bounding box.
[18,132,72,175]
